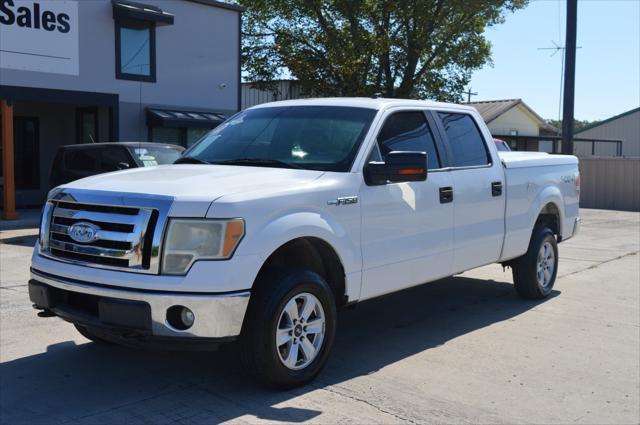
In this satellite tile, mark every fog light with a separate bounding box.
[180,307,195,327]
[166,305,195,330]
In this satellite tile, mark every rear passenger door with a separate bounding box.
[435,112,505,273]
[360,110,454,299]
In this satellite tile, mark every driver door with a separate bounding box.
[359,110,454,300]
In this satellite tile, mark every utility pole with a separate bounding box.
[464,88,478,103]
[562,0,578,154]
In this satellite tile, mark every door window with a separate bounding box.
[376,111,441,170]
[438,112,490,167]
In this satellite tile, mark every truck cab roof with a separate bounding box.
[249,97,478,113]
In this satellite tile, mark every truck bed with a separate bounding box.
[499,151,580,262]
[499,151,579,168]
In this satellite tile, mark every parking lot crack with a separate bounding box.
[0,285,25,292]
[316,383,419,424]
[559,250,638,278]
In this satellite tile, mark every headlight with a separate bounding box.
[161,218,245,275]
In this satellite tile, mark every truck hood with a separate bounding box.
[62,164,325,208]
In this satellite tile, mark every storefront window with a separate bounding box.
[150,127,211,148]
[151,127,183,145]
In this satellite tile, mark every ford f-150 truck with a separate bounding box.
[29,98,580,388]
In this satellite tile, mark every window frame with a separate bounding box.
[432,111,493,170]
[362,108,449,174]
[115,18,157,83]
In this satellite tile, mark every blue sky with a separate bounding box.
[470,0,640,122]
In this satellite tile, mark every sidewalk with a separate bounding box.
[0,209,41,231]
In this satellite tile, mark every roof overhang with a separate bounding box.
[146,108,227,129]
[112,0,175,25]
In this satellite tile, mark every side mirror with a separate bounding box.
[364,151,427,186]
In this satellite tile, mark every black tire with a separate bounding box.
[74,324,114,344]
[512,226,558,299]
[239,268,337,389]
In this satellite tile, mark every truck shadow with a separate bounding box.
[0,234,38,247]
[0,275,558,424]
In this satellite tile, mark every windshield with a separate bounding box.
[183,106,377,171]
[131,145,184,167]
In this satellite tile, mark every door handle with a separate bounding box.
[439,186,453,204]
[492,181,503,197]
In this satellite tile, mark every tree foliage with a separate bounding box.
[546,119,600,133]
[239,0,527,102]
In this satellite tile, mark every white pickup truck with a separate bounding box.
[29,98,580,388]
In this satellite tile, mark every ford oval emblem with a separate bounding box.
[68,222,100,243]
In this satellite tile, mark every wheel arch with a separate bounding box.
[536,202,562,239]
[254,236,348,309]
[530,186,565,240]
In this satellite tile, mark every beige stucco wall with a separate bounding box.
[486,105,541,137]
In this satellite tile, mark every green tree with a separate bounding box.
[546,119,600,133]
[240,0,527,101]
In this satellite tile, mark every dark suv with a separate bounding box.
[49,142,184,189]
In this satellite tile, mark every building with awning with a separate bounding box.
[1,0,242,215]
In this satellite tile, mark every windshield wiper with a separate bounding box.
[174,156,212,165]
[216,158,304,169]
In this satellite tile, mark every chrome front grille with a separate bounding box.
[39,189,172,274]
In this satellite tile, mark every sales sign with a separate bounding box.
[0,0,79,75]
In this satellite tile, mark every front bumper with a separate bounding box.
[29,269,250,340]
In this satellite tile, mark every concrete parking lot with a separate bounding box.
[1,208,638,424]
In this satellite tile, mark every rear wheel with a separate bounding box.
[239,269,337,389]
[512,226,558,299]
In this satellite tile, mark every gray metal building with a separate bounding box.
[1,0,242,207]
[574,108,640,158]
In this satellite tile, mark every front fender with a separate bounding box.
[238,209,362,300]
[251,210,359,271]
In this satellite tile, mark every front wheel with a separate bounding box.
[239,269,337,389]
[511,226,558,299]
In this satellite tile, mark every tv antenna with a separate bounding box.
[463,87,478,103]
[538,41,582,135]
